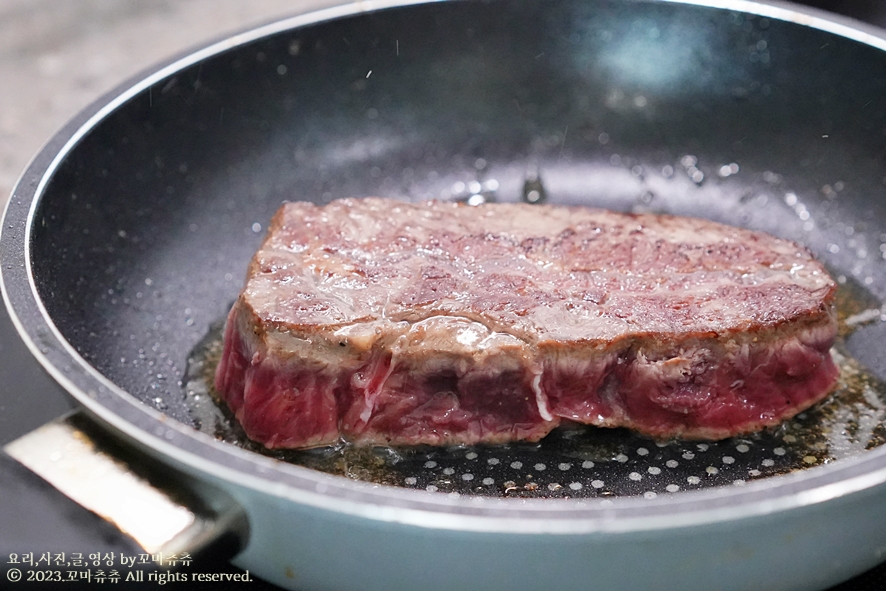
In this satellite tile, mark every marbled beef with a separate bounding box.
[214,198,838,448]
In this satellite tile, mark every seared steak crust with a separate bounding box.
[215,198,838,448]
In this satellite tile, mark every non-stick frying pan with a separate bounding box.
[5,0,886,589]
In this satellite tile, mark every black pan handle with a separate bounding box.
[3,411,247,565]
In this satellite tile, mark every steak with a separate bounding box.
[214,197,839,449]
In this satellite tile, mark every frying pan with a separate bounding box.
[4,0,886,589]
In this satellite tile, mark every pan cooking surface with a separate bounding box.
[18,0,886,499]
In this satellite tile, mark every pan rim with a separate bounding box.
[4,0,886,535]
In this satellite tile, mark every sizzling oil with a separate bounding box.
[183,281,886,499]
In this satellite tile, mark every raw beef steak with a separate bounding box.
[214,198,838,448]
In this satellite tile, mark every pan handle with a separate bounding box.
[3,411,248,562]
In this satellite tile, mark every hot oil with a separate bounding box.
[183,282,886,499]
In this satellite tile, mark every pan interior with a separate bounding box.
[24,0,886,499]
